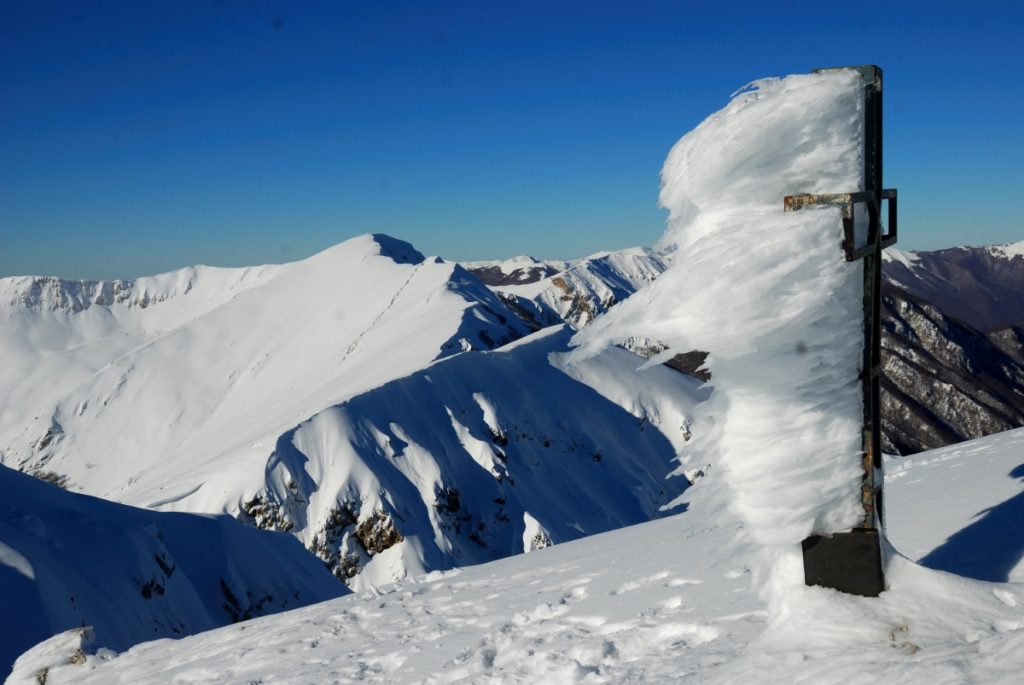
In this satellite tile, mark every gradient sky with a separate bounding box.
[2,1,1022,279]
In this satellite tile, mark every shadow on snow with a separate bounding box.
[918,463,1024,582]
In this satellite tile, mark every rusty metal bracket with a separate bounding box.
[784,189,897,261]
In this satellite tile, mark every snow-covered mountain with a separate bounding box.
[0,234,528,504]
[0,463,343,681]
[880,245,1024,453]
[1,233,707,592]
[463,255,568,287]
[466,247,667,328]
[885,243,1024,332]
[238,326,704,587]
[6,65,1024,685]
[15,427,1024,684]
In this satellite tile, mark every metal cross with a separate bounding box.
[784,65,898,597]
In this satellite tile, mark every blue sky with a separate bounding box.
[1,1,1021,279]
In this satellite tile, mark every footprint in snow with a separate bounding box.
[666,577,703,587]
[560,586,588,604]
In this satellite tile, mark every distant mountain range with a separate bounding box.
[880,245,1024,454]
[2,235,1020,596]
[0,235,703,596]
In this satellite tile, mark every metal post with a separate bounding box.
[784,65,897,597]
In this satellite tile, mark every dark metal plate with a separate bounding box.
[802,530,885,597]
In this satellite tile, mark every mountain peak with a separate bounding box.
[307,234,426,267]
[368,234,426,264]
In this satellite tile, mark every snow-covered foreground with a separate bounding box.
[13,428,1024,684]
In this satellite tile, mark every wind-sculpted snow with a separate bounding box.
[17,429,1024,684]
[0,464,343,681]
[573,71,867,554]
[246,326,706,588]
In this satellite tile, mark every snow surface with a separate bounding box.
[14,428,1024,684]
[0,464,343,681]
[244,325,706,589]
[886,428,1024,583]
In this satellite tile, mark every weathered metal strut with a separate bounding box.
[784,65,897,597]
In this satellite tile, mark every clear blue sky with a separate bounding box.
[1,0,1021,279]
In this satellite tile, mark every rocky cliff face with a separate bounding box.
[880,243,1024,454]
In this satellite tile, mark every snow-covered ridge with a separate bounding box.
[0,263,281,315]
[238,325,705,588]
[471,246,667,328]
[463,255,569,286]
[2,232,703,591]
[0,233,529,513]
[991,240,1024,259]
[882,240,1024,332]
[0,463,343,681]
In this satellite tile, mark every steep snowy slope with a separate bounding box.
[0,464,343,681]
[0,261,283,482]
[14,428,1024,684]
[1,234,529,501]
[237,326,706,587]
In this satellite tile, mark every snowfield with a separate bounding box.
[12,428,1024,684]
